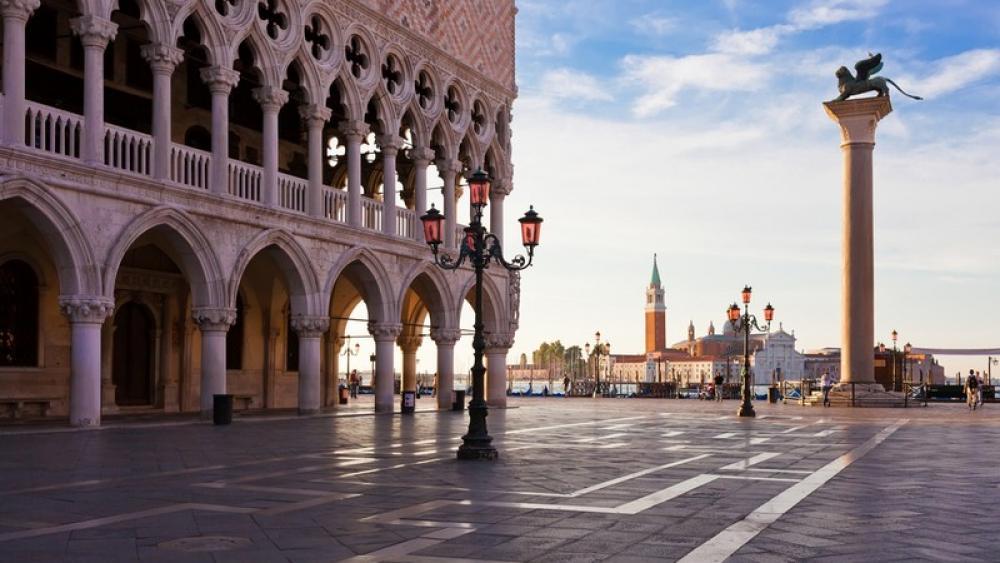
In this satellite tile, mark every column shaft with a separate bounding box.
[199,330,227,414]
[1,6,32,145]
[374,338,395,412]
[439,162,458,248]
[262,107,279,207]
[486,349,508,408]
[71,16,117,165]
[142,45,183,181]
[431,328,460,410]
[490,191,505,245]
[342,121,366,227]
[381,143,398,236]
[301,106,330,218]
[411,148,434,242]
[69,321,104,426]
[298,336,322,413]
[201,67,239,196]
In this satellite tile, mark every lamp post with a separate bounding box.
[420,169,541,461]
[988,357,997,387]
[586,332,610,397]
[727,286,774,418]
[369,353,376,390]
[341,335,360,384]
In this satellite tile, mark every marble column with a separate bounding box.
[410,147,435,242]
[200,66,240,196]
[60,298,114,427]
[398,335,421,393]
[436,159,461,248]
[1,0,39,145]
[341,120,367,227]
[369,322,402,413]
[300,105,331,218]
[489,184,506,245]
[70,15,117,165]
[430,327,460,410]
[140,44,184,181]
[486,332,514,408]
[379,134,403,236]
[824,97,893,386]
[291,316,329,414]
[253,86,288,208]
[192,308,235,417]
[100,319,117,413]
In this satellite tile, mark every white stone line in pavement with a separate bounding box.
[662,430,685,437]
[599,423,635,430]
[256,493,360,516]
[570,454,711,496]
[677,419,908,563]
[0,503,257,543]
[615,474,720,514]
[712,475,801,483]
[503,415,652,435]
[339,456,447,478]
[719,452,782,471]
[741,468,814,475]
[714,432,737,439]
[749,437,771,444]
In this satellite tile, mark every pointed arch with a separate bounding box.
[456,272,506,334]
[363,85,399,137]
[103,205,225,307]
[283,51,324,107]
[396,261,454,331]
[400,103,428,148]
[229,229,321,316]
[171,3,227,66]
[326,72,363,122]
[0,176,99,297]
[430,119,456,161]
[324,246,395,323]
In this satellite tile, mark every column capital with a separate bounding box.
[429,327,462,345]
[252,86,289,112]
[290,315,330,338]
[140,43,184,74]
[192,307,236,332]
[0,0,39,20]
[489,182,508,201]
[199,66,240,94]
[397,335,423,353]
[435,158,463,175]
[485,332,515,352]
[823,97,893,146]
[368,321,403,342]
[59,297,114,324]
[298,104,331,125]
[70,15,118,48]
[409,146,436,166]
[378,134,404,156]
[339,119,368,141]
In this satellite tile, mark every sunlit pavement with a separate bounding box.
[0,398,996,562]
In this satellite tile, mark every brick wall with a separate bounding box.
[358,0,516,91]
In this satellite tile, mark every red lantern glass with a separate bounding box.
[741,285,752,305]
[420,205,444,245]
[468,169,490,207]
[519,206,543,247]
[891,330,898,343]
[728,303,741,322]
[879,342,886,353]
[463,227,476,251]
[763,303,774,322]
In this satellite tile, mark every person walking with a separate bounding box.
[821,371,833,407]
[966,369,979,411]
[563,375,571,395]
[349,370,359,398]
[714,373,725,402]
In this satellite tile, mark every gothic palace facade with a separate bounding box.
[0,0,519,425]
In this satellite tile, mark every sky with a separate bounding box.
[492,0,1000,379]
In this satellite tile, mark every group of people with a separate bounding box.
[966,369,985,411]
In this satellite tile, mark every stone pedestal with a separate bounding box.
[824,97,892,386]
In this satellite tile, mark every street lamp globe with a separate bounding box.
[904,342,912,354]
[741,285,752,305]
[763,303,775,322]
[419,205,444,246]
[468,169,491,207]
[727,303,741,323]
[519,206,543,248]
[879,342,886,353]
[891,329,898,343]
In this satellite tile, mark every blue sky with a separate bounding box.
[495,0,1000,378]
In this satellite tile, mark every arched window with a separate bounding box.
[226,293,244,370]
[285,308,298,371]
[0,260,39,367]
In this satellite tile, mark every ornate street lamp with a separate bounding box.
[726,286,774,417]
[341,336,360,388]
[420,168,541,460]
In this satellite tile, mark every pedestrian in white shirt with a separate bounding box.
[821,372,833,407]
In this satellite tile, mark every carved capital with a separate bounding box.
[140,43,184,74]
[409,146,436,166]
[823,97,893,146]
[485,332,515,351]
[368,321,403,341]
[429,327,462,345]
[70,15,118,48]
[339,119,368,142]
[298,104,331,126]
[0,0,40,21]
[199,66,240,94]
[290,315,330,338]
[397,335,423,353]
[435,158,463,175]
[252,86,289,112]
[192,308,236,332]
[59,297,114,324]
[378,134,404,156]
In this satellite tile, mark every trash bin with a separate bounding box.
[339,385,349,405]
[401,390,416,414]
[452,389,465,411]
[213,394,233,425]
[768,386,779,404]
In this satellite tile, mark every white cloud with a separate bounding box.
[712,26,789,55]
[788,0,889,29]
[629,15,678,36]
[538,68,613,101]
[903,49,1000,98]
[622,53,768,115]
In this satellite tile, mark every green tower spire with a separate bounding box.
[650,253,661,287]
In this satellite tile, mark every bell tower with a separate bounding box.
[645,254,667,353]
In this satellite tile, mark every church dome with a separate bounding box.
[723,319,737,336]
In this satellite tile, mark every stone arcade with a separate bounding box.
[0,0,519,425]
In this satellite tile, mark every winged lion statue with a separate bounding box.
[832,53,923,102]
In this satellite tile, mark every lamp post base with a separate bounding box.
[457,438,498,460]
[737,402,756,417]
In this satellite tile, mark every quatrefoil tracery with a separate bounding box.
[257,0,288,40]
[382,55,403,95]
[215,0,239,17]
[345,36,370,79]
[304,16,330,60]
[415,71,434,110]
[445,86,461,124]
[472,101,487,135]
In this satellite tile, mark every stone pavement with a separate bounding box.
[0,399,996,562]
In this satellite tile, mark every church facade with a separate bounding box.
[0,0,519,425]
